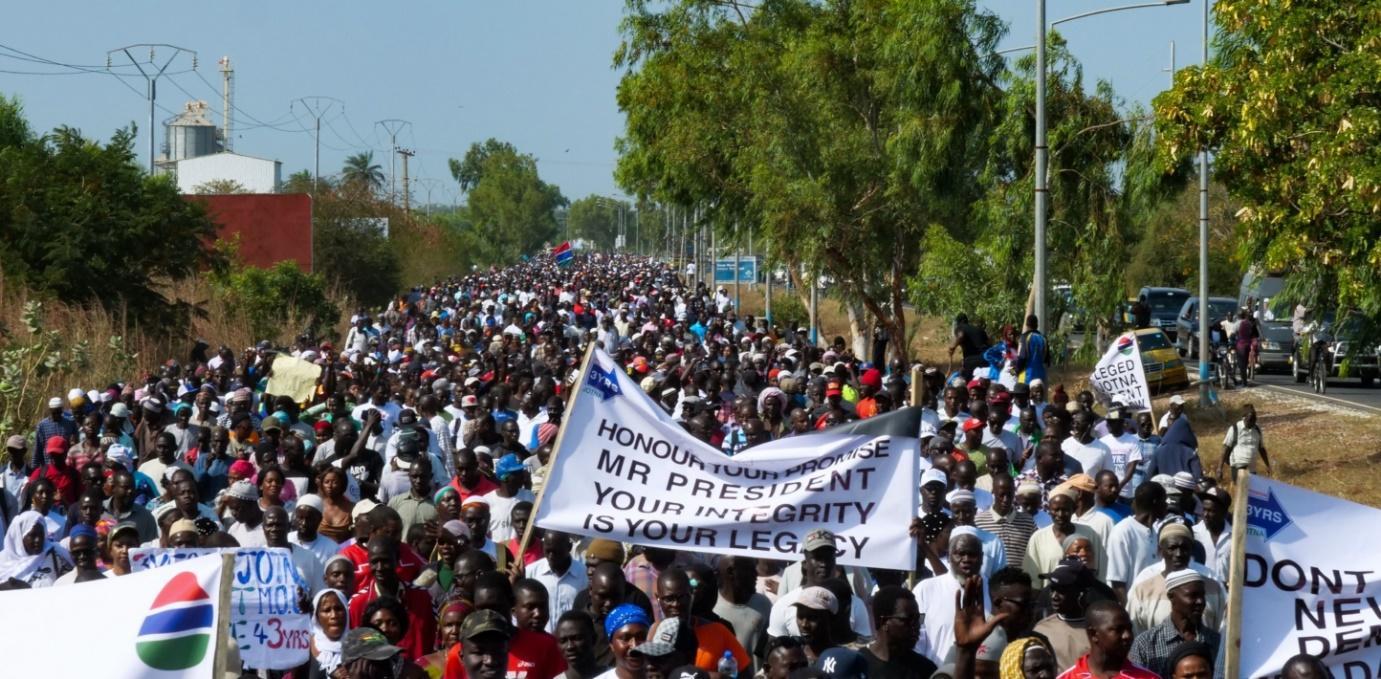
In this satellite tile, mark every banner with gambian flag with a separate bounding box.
[0,552,225,677]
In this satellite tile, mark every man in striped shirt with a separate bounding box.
[974,472,1037,567]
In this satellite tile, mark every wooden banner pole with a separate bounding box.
[1223,467,1251,679]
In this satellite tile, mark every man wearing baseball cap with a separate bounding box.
[633,616,701,677]
[32,396,76,473]
[2,434,27,523]
[791,585,841,663]
[767,529,873,640]
[956,418,990,474]
[446,609,514,679]
[481,453,535,543]
[29,435,79,506]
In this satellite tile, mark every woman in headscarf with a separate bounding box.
[324,554,356,599]
[0,511,73,587]
[603,603,652,679]
[433,486,461,524]
[999,636,1058,679]
[304,588,350,679]
[1060,534,1117,606]
[414,598,473,679]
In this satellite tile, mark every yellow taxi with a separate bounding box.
[1135,327,1189,392]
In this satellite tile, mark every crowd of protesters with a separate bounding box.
[0,252,1301,679]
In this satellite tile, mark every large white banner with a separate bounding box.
[132,547,310,670]
[1240,476,1381,678]
[534,349,918,570]
[1089,333,1152,412]
[0,553,224,677]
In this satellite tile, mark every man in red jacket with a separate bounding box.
[445,572,566,679]
[348,535,436,662]
[29,436,79,506]
[340,504,428,593]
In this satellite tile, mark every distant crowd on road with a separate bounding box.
[0,252,1300,679]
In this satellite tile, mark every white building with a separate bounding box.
[176,152,282,194]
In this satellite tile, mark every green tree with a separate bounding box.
[193,178,249,195]
[212,260,340,340]
[615,0,1006,360]
[1155,0,1381,324]
[456,140,566,264]
[448,138,519,193]
[341,151,385,193]
[566,195,628,250]
[282,170,316,194]
[0,94,221,326]
[313,216,400,307]
[912,36,1161,350]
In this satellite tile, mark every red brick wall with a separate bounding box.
[187,194,313,272]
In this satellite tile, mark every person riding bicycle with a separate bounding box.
[1234,310,1257,386]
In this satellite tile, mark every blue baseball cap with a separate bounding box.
[495,453,525,480]
[813,648,869,678]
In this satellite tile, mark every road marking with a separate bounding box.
[1184,359,1381,414]
[1256,383,1381,414]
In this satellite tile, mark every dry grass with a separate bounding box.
[0,277,352,435]
[1163,387,1381,507]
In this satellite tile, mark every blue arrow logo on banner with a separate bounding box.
[586,362,624,401]
[1246,487,1293,540]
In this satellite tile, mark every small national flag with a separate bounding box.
[136,571,215,670]
[552,241,574,266]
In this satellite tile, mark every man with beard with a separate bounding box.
[912,527,988,665]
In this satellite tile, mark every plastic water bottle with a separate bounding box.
[717,650,738,676]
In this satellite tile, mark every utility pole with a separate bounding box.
[376,119,411,204]
[1198,1,1213,396]
[397,148,415,214]
[218,56,233,152]
[1033,0,1049,336]
[107,44,196,173]
[734,221,741,312]
[292,97,342,195]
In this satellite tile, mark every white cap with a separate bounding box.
[351,498,378,519]
[296,494,324,513]
[67,388,85,401]
[921,468,949,488]
[1169,394,1186,405]
[47,397,63,409]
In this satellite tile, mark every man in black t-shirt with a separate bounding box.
[860,586,938,678]
[948,314,990,380]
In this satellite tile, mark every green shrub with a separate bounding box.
[213,261,340,342]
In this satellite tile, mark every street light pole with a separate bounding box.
[1034,0,1049,334]
[1032,0,1190,336]
[1198,0,1212,390]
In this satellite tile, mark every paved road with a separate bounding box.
[1185,359,1381,414]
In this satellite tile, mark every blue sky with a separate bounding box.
[1,1,1208,203]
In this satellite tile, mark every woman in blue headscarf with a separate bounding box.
[603,603,652,679]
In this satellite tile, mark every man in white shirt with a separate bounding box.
[1062,411,1111,476]
[289,494,339,566]
[767,529,874,638]
[1193,487,1232,584]
[912,527,990,664]
[264,505,324,594]
[524,530,588,634]
[1105,482,1169,601]
[1098,408,1142,499]
[223,480,267,548]
[1219,404,1271,478]
[481,454,535,543]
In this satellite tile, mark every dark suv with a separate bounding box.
[1137,287,1191,342]
[1293,312,1381,392]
